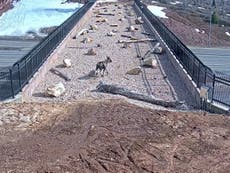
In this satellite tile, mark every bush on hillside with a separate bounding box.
[211,11,218,24]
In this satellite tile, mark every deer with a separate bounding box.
[95,56,112,77]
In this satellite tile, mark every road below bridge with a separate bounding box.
[189,47,230,75]
[0,39,39,68]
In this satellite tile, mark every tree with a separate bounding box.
[211,11,218,24]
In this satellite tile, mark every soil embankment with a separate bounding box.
[0,100,230,172]
[0,0,13,16]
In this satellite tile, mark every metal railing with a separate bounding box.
[135,0,230,108]
[0,1,95,100]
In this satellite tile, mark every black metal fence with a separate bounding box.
[0,1,95,100]
[135,0,230,108]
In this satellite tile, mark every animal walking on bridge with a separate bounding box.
[95,56,112,77]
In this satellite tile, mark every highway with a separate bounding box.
[189,47,230,75]
[0,39,39,68]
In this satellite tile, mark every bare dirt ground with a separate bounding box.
[0,0,13,17]
[0,100,230,172]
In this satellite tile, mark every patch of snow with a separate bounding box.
[195,28,200,33]
[198,7,205,10]
[147,5,168,19]
[201,30,205,34]
[225,32,230,37]
[97,0,117,2]
[0,0,83,36]
[227,14,230,17]
[170,1,182,5]
[151,1,158,4]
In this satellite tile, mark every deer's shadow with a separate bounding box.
[78,70,98,80]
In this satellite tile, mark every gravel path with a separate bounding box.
[31,2,175,103]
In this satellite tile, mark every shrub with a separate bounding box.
[211,11,218,24]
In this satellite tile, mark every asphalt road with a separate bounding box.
[189,47,230,75]
[0,39,39,68]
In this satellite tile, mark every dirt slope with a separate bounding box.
[0,100,230,172]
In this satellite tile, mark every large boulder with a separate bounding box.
[142,58,157,68]
[46,82,65,97]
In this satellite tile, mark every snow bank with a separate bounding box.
[225,32,230,37]
[0,0,83,36]
[97,0,117,2]
[170,1,182,5]
[147,5,168,19]
[198,7,205,10]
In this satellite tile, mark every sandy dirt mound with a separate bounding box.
[0,100,230,172]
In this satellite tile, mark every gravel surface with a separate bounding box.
[31,2,175,104]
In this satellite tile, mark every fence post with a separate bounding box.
[25,59,28,83]
[17,64,22,88]
[211,74,215,102]
[204,68,207,85]
[197,63,201,88]
[9,68,15,99]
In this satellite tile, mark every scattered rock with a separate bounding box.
[122,43,131,48]
[127,12,134,16]
[118,18,125,21]
[152,42,164,54]
[79,29,89,36]
[153,47,164,54]
[112,29,118,33]
[86,48,97,55]
[81,37,93,44]
[46,82,66,97]
[110,24,118,27]
[135,17,144,24]
[93,10,100,14]
[142,58,157,68]
[126,67,142,75]
[89,24,98,30]
[97,44,102,47]
[96,17,107,23]
[95,14,102,18]
[107,31,116,36]
[128,26,135,32]
[63,59,72,68]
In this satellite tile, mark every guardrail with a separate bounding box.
[0,1,95,100]
[135,0,230,109]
